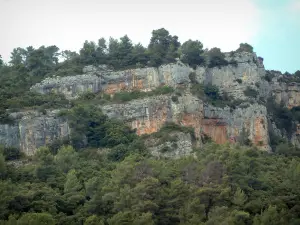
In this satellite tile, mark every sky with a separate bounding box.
[0,0,299,73]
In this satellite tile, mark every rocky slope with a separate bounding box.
[1,51,299,155]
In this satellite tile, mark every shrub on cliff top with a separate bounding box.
[206,48,229,68]
[236,43,254,53]
[180,39,206,68]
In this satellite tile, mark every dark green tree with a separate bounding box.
[61,50,79,61]
[79,41,98,65]
[132,43,148,67]
[9,47,27,67]
[237,43,254,53]
[0,55,3,67]
[180,39,205,68]
[148,28,180,66]
[16,213,55,225]
[95,37,108,64]
[206,47,228,68]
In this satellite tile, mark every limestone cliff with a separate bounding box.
[102,93,270,151]
[31,52,264,101]
[102,92,203,139]
[31,62,192,99]
[203,103,269,150]
[2,51,298,155]
[196,52,265,100]
[0,110,69,155]
[271,79,300,109]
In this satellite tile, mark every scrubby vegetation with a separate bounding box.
[1,141,300,224]
[190,82,244,109]
[236,43,254,53]
[277,70,300,83]
[243,86,259,98]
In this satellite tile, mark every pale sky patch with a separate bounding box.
[289,0,300,12]
[0,0,261,62]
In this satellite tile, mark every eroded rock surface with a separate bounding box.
[31,52,265,101]
[102,93,270,151]
[0,110,69,155]
[3,51,297,155]
[272,81,300,109]
[145,132,195,159]
[102,92,203,139]
[203,103,269,150]
[31,62,192,99]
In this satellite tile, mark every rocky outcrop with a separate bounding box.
[31,52,265,101]
[3,51,290,155]
[196,52,265,100]
[102,92,203,140]
[203,103,270,151]
[145,132,194,159]
[0,110,70,155]
[31,62,192,99]
[102,92,270,151]
[271,81,300,109]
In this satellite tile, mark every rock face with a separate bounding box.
[203,103,269,151]
[3,51,297,155]
[144,132,194,159]
[31,52,265,101]
[102,92,270,151]
[31,62,192,99]
[271,81,300,109]
[102,93,203,140]
[0,111,69,155]
[196,52,265,100]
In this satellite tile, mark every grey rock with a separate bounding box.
[147,132,194,159]
[0,110,70,155]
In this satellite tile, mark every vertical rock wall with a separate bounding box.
[0,111,70,155]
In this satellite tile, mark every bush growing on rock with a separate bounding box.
[244,86,259,98]
[236,43,254,53]
[206,48,228,68]
[180,40,206,68]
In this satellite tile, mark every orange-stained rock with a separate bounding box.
[252,117,268,147]
[180,113,202,138]
[133,79,144,90]
[130,105,168,136]
[201,119,228,144]
[131,118,163,135]
[104,82,127,95]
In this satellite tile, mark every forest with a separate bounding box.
[1,28,300,224]
[1,137,300,225]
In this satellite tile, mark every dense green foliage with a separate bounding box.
[180,40,205,69]
[58,105,138,152]
[1,142,300,224]
[236,43,254,53]
[266,97,300,139]
[206,48,228,68]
